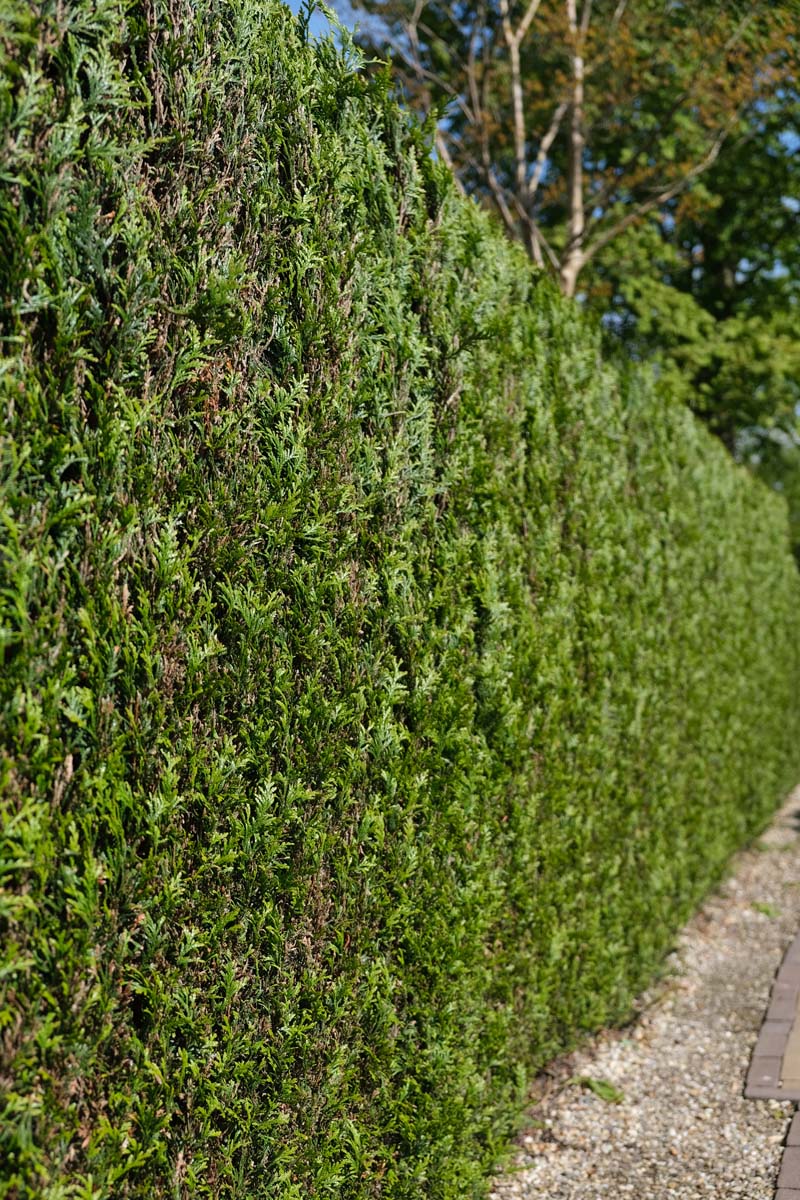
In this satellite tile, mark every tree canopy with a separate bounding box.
[344,0,797,295]
[585,99,800,450]
[343,0,800,541]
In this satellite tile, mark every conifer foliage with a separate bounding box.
[1,3,798,1197]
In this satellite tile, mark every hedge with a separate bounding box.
[1,3,799,1197]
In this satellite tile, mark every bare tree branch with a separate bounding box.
[466,5,491,179]
[510,191,561,270]
[581,127,730,267]
[500,0,531,203]
[487,168,522,244]
[528,99,569,202]
[516,0,545,46]
[435,131,465,195]
[582,9,758,238]
[461,3,523,246]
[390,3,477,126]
[611,0,628,29]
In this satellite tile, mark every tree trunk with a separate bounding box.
[564,0,587,297]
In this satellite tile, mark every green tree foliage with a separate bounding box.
[1,3,799,1197]
[587,89,800,440]
[342,0,796,295]
[344,0,800,501]
[583,84,800,543]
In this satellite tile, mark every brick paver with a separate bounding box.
[745,932,800,1196]
[786,1114,800,1146]
[779,1149,800,1190]
[745,933,800,1100]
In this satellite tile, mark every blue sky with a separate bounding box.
[286,0,359,38]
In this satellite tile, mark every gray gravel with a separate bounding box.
[490,786,800,1200]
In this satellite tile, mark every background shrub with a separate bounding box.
[1,3,798,1196]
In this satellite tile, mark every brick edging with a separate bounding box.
[775,1112,800,1193]
[745,932,800,1101]
[744,932,800,1197]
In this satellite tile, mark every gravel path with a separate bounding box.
[491,786,800,1200]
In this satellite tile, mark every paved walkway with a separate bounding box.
[491,787,800,1200]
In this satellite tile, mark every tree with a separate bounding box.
[584,80,800,446]
[343,0,797,297]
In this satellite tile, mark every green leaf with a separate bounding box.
[572,1076,625,1104]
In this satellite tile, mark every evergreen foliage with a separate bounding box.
[1,3,798,1196]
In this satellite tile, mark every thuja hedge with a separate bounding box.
[1,2,799,1196]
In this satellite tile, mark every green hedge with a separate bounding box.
[1,3,799,1196]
